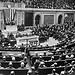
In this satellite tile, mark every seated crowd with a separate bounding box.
[30,12,75,43]
[0,52,28,69]
[27,44,75,75]
[0,27,75,75]
[23,14,75,75]
[0,0,75,9]
[0,30,28,54]
[0,14,75,75]
[0,46,32,75]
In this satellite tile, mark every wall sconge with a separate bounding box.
[8,4,11,8]
[64,14,68,17]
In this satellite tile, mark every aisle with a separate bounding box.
[26,57,32,71]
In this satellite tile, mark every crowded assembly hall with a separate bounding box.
[0,0,75,75]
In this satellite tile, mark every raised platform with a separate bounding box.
[2,26,32,37]
[6,25,17,32]
[2,25,17,37]
[16,35,39,46]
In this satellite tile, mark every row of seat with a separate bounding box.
[0,61,27,68]
[0,48,22,51]
[0,56,23,61]
[32,56,75,66]
[28,43,75,75]
[38,66,72,75]
[0,69,28,75]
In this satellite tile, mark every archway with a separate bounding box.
[35,15,41,26]
[58,15,63,24]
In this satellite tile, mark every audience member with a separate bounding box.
[12,56,15,61]
[20,43,25,52]
[50,69,59,75]
[3,56,6,61]
[39,61,46,68]
[10,71,15,75]
[6,62,14,69]
[0,63,4,69]
[34,59,40,71]
[18,62,26,69]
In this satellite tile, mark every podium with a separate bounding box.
[2,25,17,38]
[16,35,39,46]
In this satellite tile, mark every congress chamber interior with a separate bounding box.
[0,0,75,75]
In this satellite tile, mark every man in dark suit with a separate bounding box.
[20,43,25,52]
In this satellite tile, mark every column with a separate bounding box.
[10,8,11,23]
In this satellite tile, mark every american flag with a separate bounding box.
[3,8,16,24]
[3,9,10,24]
[11,8,16,21]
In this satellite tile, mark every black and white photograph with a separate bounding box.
[0,0,75,75]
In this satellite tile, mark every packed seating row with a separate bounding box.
[27,40,75,75]
[1,0,75,9]
[0,69,28,75]
[0,55,24,61]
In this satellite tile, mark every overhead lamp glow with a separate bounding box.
[8,5,11,8]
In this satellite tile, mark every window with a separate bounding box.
[58,15,63,24]
[44,15,54,24]
[35,15,40,26]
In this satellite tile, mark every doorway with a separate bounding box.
[35,15,41,26]
[25,12,33,26]
[58,15,63,24]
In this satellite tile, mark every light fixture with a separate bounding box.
[64,14,68,17]
[8,5,11,8]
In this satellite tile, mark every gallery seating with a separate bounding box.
[0,69,28,75]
